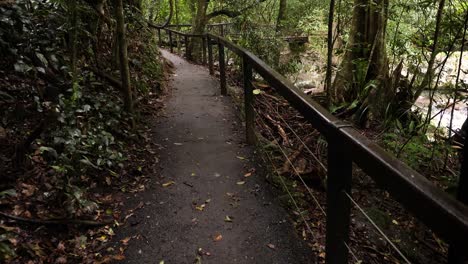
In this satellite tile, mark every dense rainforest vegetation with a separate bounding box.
[0,0,467,263]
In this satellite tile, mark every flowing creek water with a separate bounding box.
[285,47,468,134]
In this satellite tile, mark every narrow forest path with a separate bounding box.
[118,50,313,264]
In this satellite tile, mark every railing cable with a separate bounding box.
[259,92,328,172]
[344,191,412,264]
[253,106,326,216]
[259,148,316,239]
[344,241,360,263]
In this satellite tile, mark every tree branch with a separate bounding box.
[206,0,267,20]
[206,9,241,19]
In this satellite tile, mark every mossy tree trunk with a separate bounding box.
[115,0,134,114]
[188,0,208,61]
[276,0,287,32]
[331,0,390,124]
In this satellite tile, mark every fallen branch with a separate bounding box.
[0,212,113,227]
[281,138,309,174]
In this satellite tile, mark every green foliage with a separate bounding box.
[1,0,164,219]
[381,130,450,172]
[0,236,15,261]
[47,92,126,174]
[235,23,299,75]
[297,8,328,34]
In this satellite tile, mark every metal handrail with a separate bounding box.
[155,26,468,264]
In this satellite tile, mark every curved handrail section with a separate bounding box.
[209,33,468,243]
[155,26,468,263]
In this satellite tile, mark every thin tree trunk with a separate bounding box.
[69,0,78,86]
[188,0,208,61]
[175,0,179,25]
[325,0,336,107]
[276,0,287,32]
[115,0,134,114]
[414,0,446,101]
[445,9,468,168]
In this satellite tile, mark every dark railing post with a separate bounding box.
[448,135,468,264]
[221,24,225,37]
[185,35,189,59]
[177,34,181,55]
[218,42,227,95]
[242,55,255,145]
[168,30,173,53]
[326,138,352,264]
[157,28,161,45]
[202,36,207,65]
[207,36,214,75]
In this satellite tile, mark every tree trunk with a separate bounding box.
[276,0,287,32]
[188,0,208,61]
[175,0,179,25]
[325,0,335,107]
[115,0,134,114]
[68,0,78,86]
[413,0,446,101]
[331,0,390,124]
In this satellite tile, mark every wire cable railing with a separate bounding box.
[253,106,326,216]
[344,191,412,263]
[254,94,414,263]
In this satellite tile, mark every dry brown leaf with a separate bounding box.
[21,183,36,197]
[213,234,223,242]
[267,243,276,250]
[121,237,131,245]
[162,181,175,187]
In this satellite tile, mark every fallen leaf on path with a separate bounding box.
[224,215,233,222]
[174,143,183,146]
[236,156,246,160]
[162,181,175,187]
[120,237,131,245]
[236,181,245,185]
[195,204,206,211]
[198,248,211,256]
[244,172,252,177]
[267,243,276,250]
[213,234,223,242]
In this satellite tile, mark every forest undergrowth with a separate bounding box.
[0,1,170,262]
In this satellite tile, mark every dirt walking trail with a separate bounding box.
[118,50,314,264]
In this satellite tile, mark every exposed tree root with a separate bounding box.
[0,212,114,227]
